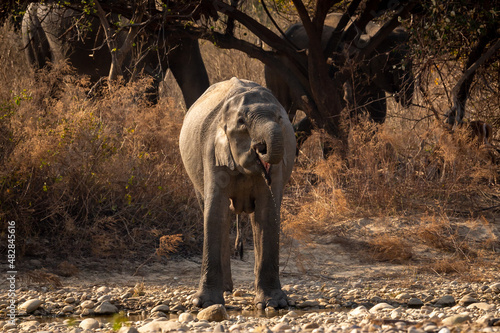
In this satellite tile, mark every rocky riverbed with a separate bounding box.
[2,216,500,332]
[2,269,500,332]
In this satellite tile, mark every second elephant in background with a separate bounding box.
[265,13,414,125]
[22,3,209,108]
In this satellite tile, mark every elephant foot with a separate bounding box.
[254,288,288,310]
[192,289,225,308]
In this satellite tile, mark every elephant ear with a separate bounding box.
[214,125,236,170]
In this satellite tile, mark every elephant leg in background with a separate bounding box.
[167,38,210,109]
[264,63,297,122]
[357,86,387,124]
[22,4,51,69]
[251,179,288,310]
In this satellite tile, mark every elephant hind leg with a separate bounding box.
[234,214,244,260]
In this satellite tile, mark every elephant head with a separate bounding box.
[215,87,287,183]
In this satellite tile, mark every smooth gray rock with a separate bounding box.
[94,301,118,314]
[442,313,470,326]
[138,319,185,333]
[18,299,42,313]
[197,304,229,322]
[79,318,100,330]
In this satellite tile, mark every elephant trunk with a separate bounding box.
[253,121,284,165]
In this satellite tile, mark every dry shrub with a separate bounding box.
[20,269,63,288]
[416,215,477,259]
[56,261,80,277]
[156,234,183,257]
[368,235,413,263]
[0,23,201,259]
[422,257,471,275]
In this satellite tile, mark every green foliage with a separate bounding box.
[412,1,498,61]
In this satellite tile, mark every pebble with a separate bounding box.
[94,301,118,314]
[178,312,194,322]
[79,318,99,330]
[150,304,170,313]
[441,313,471,326]
[18,299,42,313]
[435,295,456,307]
[197,304,229,322]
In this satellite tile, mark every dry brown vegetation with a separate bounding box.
[0,18,499,277]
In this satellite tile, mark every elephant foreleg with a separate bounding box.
[193,185,230,308]
[221,210,233,292]
[251,191,288,310]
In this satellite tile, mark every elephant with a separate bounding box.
[265,13,414,125]
[21,2,209,108]
[179,77,296,309]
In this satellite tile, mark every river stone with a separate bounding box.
[79,318,100,330]
[150,304,170,313]
[442,313,470,326]
[197,304,229,322]
[350,305,369,317]
[408,298,424,307]
[80,300,95,309]
[369,302,394,313]
[62,305,74,313]
[395,293,411,300]
[297,300,320,308]
[18,299,42,313]
[233,290,245,297]
[271,322,291,332]
[65,297,76,304]
[489,283,500,293]
[96,286,109,293]
[466,302,495,311]
[95,301,118,314]
[138,319,184,332]
[435,295,455,307]
[438,328,451,333]
[458,295,478,306]
[19,320,39,331]
[178,312,194,323]
[303,322,320,330]
[98,295,111,303]
[118,327,139,333]
[214,323,226,332]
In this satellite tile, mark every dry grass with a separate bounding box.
[0,22,200,259]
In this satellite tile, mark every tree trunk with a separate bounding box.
[445,23,499,125]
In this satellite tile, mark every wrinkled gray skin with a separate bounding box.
[179,78,295,309]
[265,13,414,123]
[21,3,209,108]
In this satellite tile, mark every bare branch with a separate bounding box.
[324,0,362,58]
[355,1,415,60]
[93,0,121,80]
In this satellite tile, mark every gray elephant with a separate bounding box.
[265,13,414,124]
[21,3,209,108]
[179,77,295,309]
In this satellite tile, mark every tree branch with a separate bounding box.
[324,0,363,58]
[355,1,415,60]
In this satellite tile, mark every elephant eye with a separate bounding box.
[237,118,246,127]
